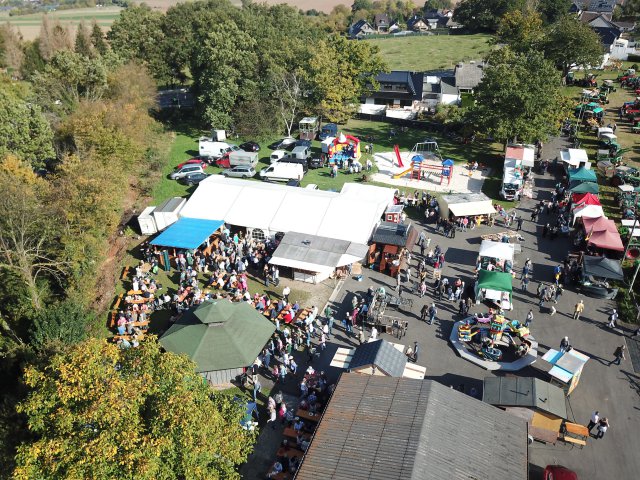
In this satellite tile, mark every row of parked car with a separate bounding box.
[169,136,324,185]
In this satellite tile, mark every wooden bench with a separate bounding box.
[560,436,586,448]
[127,290,143,296]
[283,427,311,441]
[296,409,320,423]
[121,266,130,280]
[112,332,146,343]
[109,294,124,328]
[276,447,304,459]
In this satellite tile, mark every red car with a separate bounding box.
[177,158,208,169]
[544,465,578,480]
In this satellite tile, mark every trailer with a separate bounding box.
[299,117,319,140]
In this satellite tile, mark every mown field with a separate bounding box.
[0,6,122,40]
[366,33,494,71]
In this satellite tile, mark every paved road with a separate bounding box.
[322,136,640,480]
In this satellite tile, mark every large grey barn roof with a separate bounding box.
[483,376,567,419]
[271,232,368,269]
[294,374,528,480]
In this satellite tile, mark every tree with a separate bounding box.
[90,21,107,55]
[0,87,54,166]
[0,165,66,310]
[424,0,453,10]
[307,35,387,123]
[28,299,91,348]
[233,97,282,139]
[74,21,93,57]
[14,338,256,480]
[272,71,305,137]
[537,0,571,24]
[0,23,24,74]
[453,0,525,32]
[544,15,603,77]
[470,49,571,143]
[19,40,45,79]
[38,16,72,61]
[496,8,544,53]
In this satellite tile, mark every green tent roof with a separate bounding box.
[477,269,512,294]
[570,181,600,194]
[568,167,597,183]
[159,300,275,373]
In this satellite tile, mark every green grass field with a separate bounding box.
[0,7,122,40]
[366,34,494,71]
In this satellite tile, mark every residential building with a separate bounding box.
[454,61,485,93]
[360,70,424,119]
[373,13,390,32]
[348,19,375,38]
[407,15,429,32]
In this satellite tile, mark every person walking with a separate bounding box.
[516,216,523,231]
[428,303,437,325]
[412,341,420,363]
[525,309,533,328]
[611,345,626,366]
[253,378,262,401]
[421,304,429,322]
[358,326,366,345]
[596,418,610,439]
[607,309,619,328]
[282,286,291,303]
[573,299,584,320]
[586,411,600,433]
[521,276,529,291]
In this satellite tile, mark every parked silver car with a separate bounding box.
[221,165,256,179]
[169,164,205,180]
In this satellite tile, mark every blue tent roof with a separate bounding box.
[151,217,223,249]
[442,159,454,166]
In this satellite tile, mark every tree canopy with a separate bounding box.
[14,338,256,480]
[469,49,570,143]
[453,0,525,32]
[544,15,604,76]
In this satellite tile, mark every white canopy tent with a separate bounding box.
[572,204,605,225]
[440,193,496,219]
[479,240,515,262]
[560,149,590,169]
[505,145,535,168]
[178,176,395,244]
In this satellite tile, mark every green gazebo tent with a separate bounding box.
[475,269,513,308]
[570,181,599,194]
[568,167,597,184]
[160,300,275,385]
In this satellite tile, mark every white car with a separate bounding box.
[221,165,256,179]
[270,150,287,163]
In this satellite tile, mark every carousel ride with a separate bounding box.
[450,311,538,371]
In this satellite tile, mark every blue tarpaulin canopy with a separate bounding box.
[151,217,223,249]
[442,159,454,166]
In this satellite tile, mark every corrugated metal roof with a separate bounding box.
[371,222,413,247]
[295,375,528,480]
[483,376,567,419]
[348,340,407,377]
[270,232,369,269]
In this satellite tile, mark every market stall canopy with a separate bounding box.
[568,167,597,184]
[483,377,567,420]
[570,181,599,194]
[269,232,369,272]
[441,192,496,218]
[560,148,589,168]
[572,192,601,206]
[505,145,535,168]
[150,217,224,250]
[582,255,624,280]
[477,269,513,293]
[572,204,604,225]
[479,240,515,262]
[159,300,275,373]
[589,229,624,251]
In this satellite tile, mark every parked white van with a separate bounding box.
[199,137,234,159]
[270,150,287,163]
[259,163,304,182]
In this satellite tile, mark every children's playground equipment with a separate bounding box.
[392,152,454,185]
[457,312,532,363]
[328,133,361,166]
[412,138,443,162]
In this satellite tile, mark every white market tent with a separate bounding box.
[439,193,497,219]
[178,176,395,244]
[572,203,605,225]
[505,145,535,168]
[479,240,515,262]
[560,149,590,169]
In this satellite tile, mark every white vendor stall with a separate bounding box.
[439,193,496,220]
[559,149,590,169]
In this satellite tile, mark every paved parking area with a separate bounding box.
[321,137,640,479]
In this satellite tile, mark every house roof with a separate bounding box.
[439,77,459,95]
[483,377,568,420]
[159,300,275,373]
[407,15,427,29]
[592,26,620,47]
[454,62,485,89]
[349,19,374,36]
[588,0,616,12]
[613,21,636,30]
[374,13,389,25]
[294,374,528,480]
[348,339,407,376]
[579,11,602,23]
[372,71,424,101]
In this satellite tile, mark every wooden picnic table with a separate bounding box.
[127,296,154,305]
[177,287,192,303]
[296,409,320,423]
[276,447,304,459]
